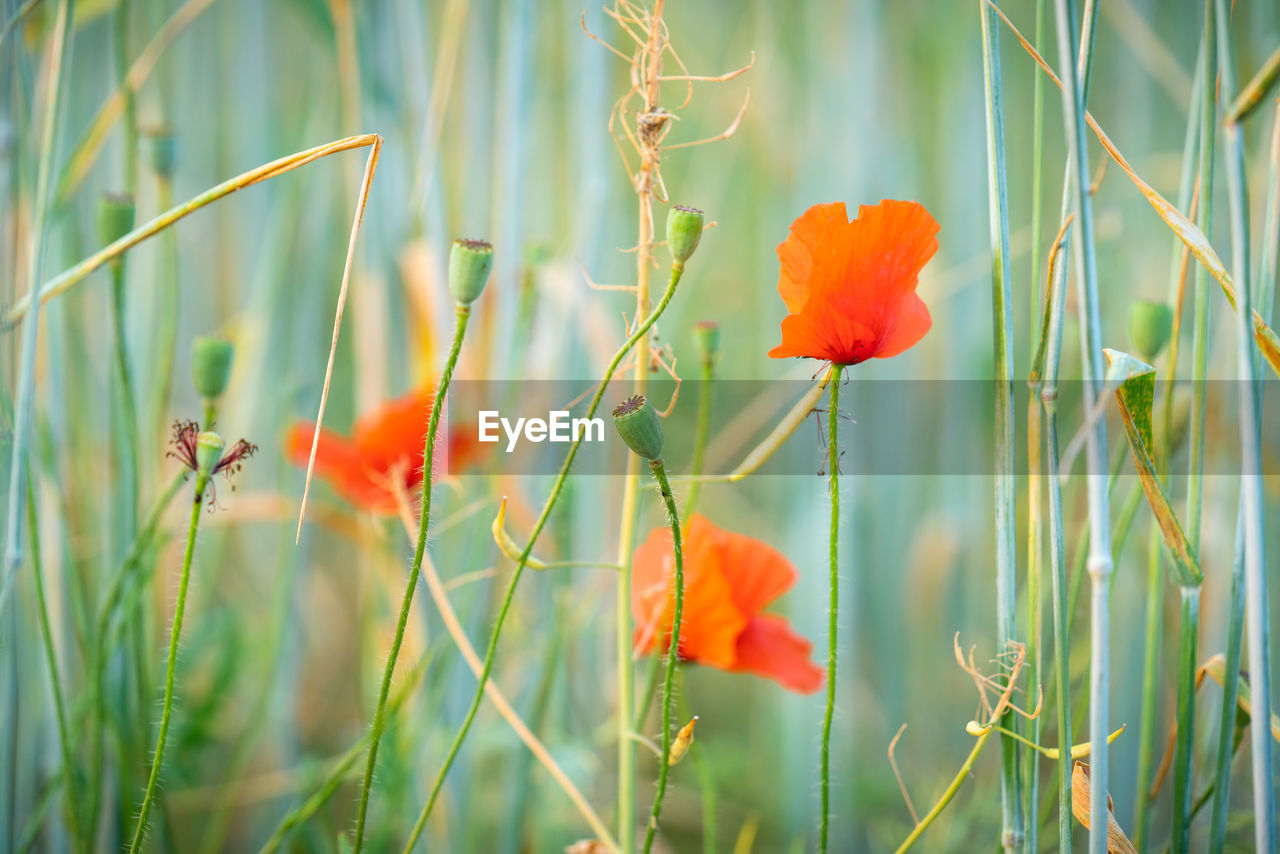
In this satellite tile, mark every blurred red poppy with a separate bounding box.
[632,514,823,694]
[768,199,939,365]
[286,387,481,514]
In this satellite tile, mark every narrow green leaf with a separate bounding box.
[1103,349,1202,587]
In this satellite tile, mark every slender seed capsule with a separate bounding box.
[148,127,178,179]
[666,205,705,265]
[97,193,136,248]
[1128,299,1174,360]
[191,335,235,400]
[612,394,664,461]
[449,238,494,305]
[195,431,225,480]
[693,320,720,365]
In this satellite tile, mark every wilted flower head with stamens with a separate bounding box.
[167,420,256,502]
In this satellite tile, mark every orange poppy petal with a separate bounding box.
[631,524,745,670]
[353,387,433,471]
[871,292,932,360]
[730,613,824,694]
[841,200,939,308]
[690,515,797,616]
[776,202,850,313]
[286,422,395,511]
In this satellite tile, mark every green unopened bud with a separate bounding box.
[612,394,664,461]
[148,127,177,178]
[1128,299,1174,360]
[448,238,494,305]
[693,321,720,363]
[195,431,225,479]
[666,205,704,265]
[97,193,135,248]
[191,335,234,400]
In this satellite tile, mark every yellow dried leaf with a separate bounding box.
[1071,763,1138,854]
[668,716,698,766]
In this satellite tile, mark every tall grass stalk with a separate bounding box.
[400,260,689,853]
[1023,1,1048,846]
[1041,228,1073,853]
[24,483,80,850]
[979,3,1021,849]
[640,459,683,854]
[1134,42,1204,853]
[1172,6,1217,850]
[1213,3,1275,847]
[349,304,472,854]
[1,0,73,620]
[1051,1,1113,848]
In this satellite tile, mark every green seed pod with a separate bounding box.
[1128,299,1174,360]
[97,193,136,247]
[666,205,704,265]
[195,431,225,479]
[612,394,664,461]
[148,127,177,178]
[448,238,494,305]
[693,320,720,363]
[191,335,235,400]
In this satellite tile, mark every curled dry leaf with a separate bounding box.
[1071,763,1138,854]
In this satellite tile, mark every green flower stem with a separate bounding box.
[820,364,842,854]
[350,304,471,854]
[1213,1,1275,847]
[634,655,662,733]
[400,262,687,854]
[25,481,81,850]
[640,459,684,854]
[87,469,185,847]
[258,660,428,854]
[128,470,209,853]
[685,353,715,517]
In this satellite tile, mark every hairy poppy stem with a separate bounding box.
[400,263,687,854]
[640,459,683,854]
[350,304,472,854]
[129,470,208,853]
[819,363,842,853]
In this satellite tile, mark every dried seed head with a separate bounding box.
[612,394,664,461]
[191,335,235,400]
[448,238,494,306]
[1127,299,1174,360]
[666,205,704,265]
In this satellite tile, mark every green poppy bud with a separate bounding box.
[191,335,235,400]
[97,193,135,248]
[195,431,225,479]
[1128,299,1174,360]
[612,394,664,461]
[448,238,494,306]
[148,127,177,178]
[666,205,704,265]
[693,320,720,363]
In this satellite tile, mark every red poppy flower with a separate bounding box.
[632,514,823,694]
[286,387,482,513]
[768,199,939,365]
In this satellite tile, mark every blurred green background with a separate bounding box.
[3,0,1279,851]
